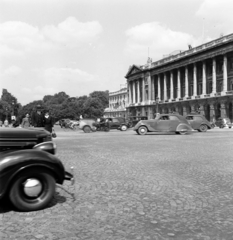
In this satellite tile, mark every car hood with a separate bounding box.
[0,128,49,139]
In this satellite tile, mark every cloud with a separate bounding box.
[0,21,46,58]
[196,0,233,35]
[125,22,199,61]
[42,17,103,47]
[0,17,103,59]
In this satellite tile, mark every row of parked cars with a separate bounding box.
[78,114,233,135]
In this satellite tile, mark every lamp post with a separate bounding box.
[156,97,160,115]
[5,107,8,121]
[11,100,16,122]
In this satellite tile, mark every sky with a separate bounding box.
[0,0,233,105]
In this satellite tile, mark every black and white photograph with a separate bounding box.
[1,0,233,239]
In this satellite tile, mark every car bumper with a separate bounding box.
[64,167,75,185]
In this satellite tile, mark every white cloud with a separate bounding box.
[125,22,199,61]
[42,17,103,47]
[196,0,233,35]
[0,21,46,58]
[0,17,103,59]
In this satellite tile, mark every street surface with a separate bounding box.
[1,127,233,240]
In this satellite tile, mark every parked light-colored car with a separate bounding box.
[134,114,193,135]
[79,119,96,133]
[186,114,212,132]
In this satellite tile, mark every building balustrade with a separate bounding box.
[140,33,233,70]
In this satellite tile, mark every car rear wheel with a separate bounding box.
[138,126,147,135]
[104,127,110,132]
[83,125,91,133]
[121,125,127,131]
[199,124,208,132]
[179,130,188,135]
[9,169,55,212]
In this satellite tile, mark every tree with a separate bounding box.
[83,97,104,118]
[89,91,109,109]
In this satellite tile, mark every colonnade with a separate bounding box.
[128,54,230,105]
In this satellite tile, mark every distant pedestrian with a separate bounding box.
[43,111,54,133]
[21,113,31,128]
[31,105,44,127]
[3,120,9,127]
[80,115,83,119]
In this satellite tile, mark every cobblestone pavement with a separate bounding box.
[1,127,233,240]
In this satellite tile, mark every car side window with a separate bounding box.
[160,116,169,120]
[186,116,193,120]
[112,119,119,123]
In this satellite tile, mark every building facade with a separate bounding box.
[104,85,128,118]
[125,33,233,122]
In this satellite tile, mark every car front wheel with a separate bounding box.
[121,125,127,131]
[83,125,91,133]
[199,124,208,132]
[138,126,148,135]
[9,169,55,212]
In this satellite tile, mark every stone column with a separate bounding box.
[158,75,161,100]
[182,105,187,116]
[191,105,196,113]
[128,82,132,105]
[185,66,189,98]
[199,104,205,116]
[210,104,215,122]
[220,102,226,118]
[148,74,152,103]
[142,78,145,102]
[151,76,155,101]
[137,80,140,103]
[164,73,167,101]
[133,81,136,103]
[193,63,197,97]
[223,54,228,92]
[202,61,206,96]
[170,71,174,101]
[212,58,217,95]
[177,69,181,99]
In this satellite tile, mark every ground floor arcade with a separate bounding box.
[128,96,233,122]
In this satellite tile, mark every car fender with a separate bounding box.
[0,149,65,199]
[176,123,193,132]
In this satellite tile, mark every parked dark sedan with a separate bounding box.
[134,114,193,135]
[93,117,129,131]
[0,128,74,211]
[185,114,212,132]
[215,117,232,128]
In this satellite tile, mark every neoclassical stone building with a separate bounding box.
[104,85,128,118]
[125,33,233,121]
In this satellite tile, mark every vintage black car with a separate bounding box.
[185,114,212,132]
[0,128,74,211]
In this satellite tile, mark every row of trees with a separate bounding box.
[0,89,109,123]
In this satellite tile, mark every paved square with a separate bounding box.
[1,127,233,239]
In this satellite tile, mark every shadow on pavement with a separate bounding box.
[0,191,68,213]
